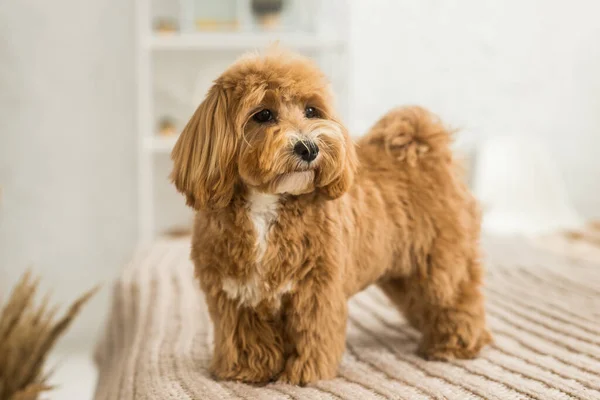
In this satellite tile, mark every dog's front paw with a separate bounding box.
[210,360,278,384]
[210,346,285,384]
[418,322,492,361]
[277,356,337,386]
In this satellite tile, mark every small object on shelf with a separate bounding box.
[163,226,192,238]
[158,117,177,136]
[154,18,179,34]
[195,19,239,32]
[194,1,238,32]
[251,0,284,29]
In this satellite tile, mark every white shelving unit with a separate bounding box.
[136,0,349,242]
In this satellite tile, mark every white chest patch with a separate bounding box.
[221,191,287,308]
[247,191,280,262]
[221,276,294,308]
[222,274,264,307]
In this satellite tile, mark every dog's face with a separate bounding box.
[238,87,350,197]
[171,51,357,210]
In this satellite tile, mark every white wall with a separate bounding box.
[0,0,136,349]
[347,0,600,217]
[1,0,599,351]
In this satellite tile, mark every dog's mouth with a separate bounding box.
[272,170,316,195]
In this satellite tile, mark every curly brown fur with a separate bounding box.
[171,49,491,385]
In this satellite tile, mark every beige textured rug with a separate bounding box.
[94,237,600,400]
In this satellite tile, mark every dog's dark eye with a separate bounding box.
[305,106,320,119]
[253,109,274,123]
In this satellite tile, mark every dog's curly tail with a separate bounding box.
[360,106,455,166]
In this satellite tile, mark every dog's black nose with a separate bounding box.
[293,141,319,162]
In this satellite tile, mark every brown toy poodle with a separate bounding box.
[171,49,491,385]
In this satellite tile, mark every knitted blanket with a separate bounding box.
[94,237,600,400]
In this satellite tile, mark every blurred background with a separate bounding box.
[1,0,599,398]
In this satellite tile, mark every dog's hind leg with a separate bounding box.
[378,277,425,334]
[379,255,492,360]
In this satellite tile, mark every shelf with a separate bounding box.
[146,32,346,51]
[144,136,178,153]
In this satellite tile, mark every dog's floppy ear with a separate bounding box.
[171,85,238,210]
[322,127,358,199]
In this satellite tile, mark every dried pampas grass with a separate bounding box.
[0,271,97,400]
